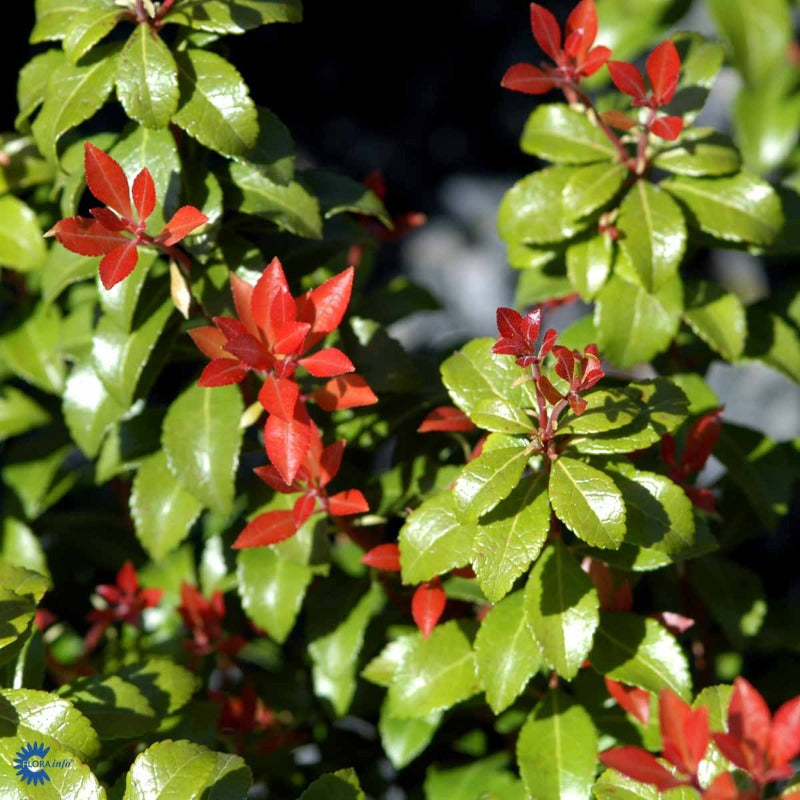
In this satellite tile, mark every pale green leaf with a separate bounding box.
[1,519,49,578]
[166,0,302,33]
[567,234,612,300]
[0,387,50,439]
[379,703,441,769]
[298,769,364,800]
[453,445,529,522]
[117,659,198,716]
[361,634,415,688]
[426,754,526,800]
[558,388,641,436]
[683,280,746,362]
[32,0,107,42]
[41,246,98,303]
[63,7,122,63]
[0,195,46,272]
[470,398,535,434]
[653,129,741,177]
[563,162,627,219]
[520,104,617,163]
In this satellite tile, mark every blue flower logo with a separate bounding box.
[13,741,51,786]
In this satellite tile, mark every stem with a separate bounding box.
[635,110,657,175]
[570,85,635,171]
[530,362,549,431]
[542,398,569,443]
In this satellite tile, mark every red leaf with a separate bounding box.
[230,273,258,338]
[530,3,562,62]
[233,510,298,549]
[650,115,684,141]
[99,239,139,289]
[727,677,771,763]
[197,358,249,387]
[605,678,650,725]
[299,347,355,378]
[565,0,598,58]
[599,746,682,790]
[418,406,476,433]
[224,333,272,370]
[553,345,575,382]
[159,205,208,245]
[660,689,709,777]
[647,40,681,106]
[296,266,354,346]
[132,167,156,223]
[91,207,128,232]
[601,109,639,130]
[258,373,299,419]
[272,320,310,355]
[48,216,129,256]
[264,404,313,484]
[253,464,298,493]
[84,142,132,220]
[651,611,694,635]
[683,409,723,473]
[712,732,749,773]
[293,493,317,525]
[313,374,378,411]
[214,315,249,341]
[702,772,756,800]
[252,258,291,331]
[328,489,369,516]
[361,543,401,572]
[501,63,557,95]
[318,440,345,487]
[769,695,800,768]
[412,579,446,639]
[607,61,647,102]
[537,375,564,405]
[581,45,612,77]
[116,561,138,594]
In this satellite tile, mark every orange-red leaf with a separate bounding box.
[84,141,132,220]
[272,320,310,356]
[361,543,401,572]
[328,489,369,516]
[230,273,258,337]
[565,0,598,58]
[253,464,299,493]
[660,689,709,777]
[299,347,355,377]
[91,207,128,232]
[48,216,129,255]
[318,440,345,487]
[258,374,299,419]
[197,358,249,387]
[293,493,316,525]
[727,677,771,761]
[605,678,650,725]
[530,3,561,62]
[188,325,229,360]
[418,406,476,433]
[412,580,446,639]
[647,40,681,106]
[132,167,156,223]
[769,695,800,769]
[264,404,312,484]
[608,61,647,102]
[683,409,723,473]
[601,109,639,131]
[599,746,682,790]
[99,239,139,289]
[313,374,378,411]
[224,333,272,369]
[650,115,684,141]
[296,266,354,347]
[159,205,208,246]
[252,257,291,335]
[581,45,612,77]
[233,510,298,549]
[501,63,557,95]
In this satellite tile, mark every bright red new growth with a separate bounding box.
[502,0,611,96]
[47,142,207,288]
[361,543,401,572]
[418,406,476,433]
[177,583,246,659]
[412,578,446,638]
[552,343,604,414]
[492,306,556,368]
[605,678,650,725]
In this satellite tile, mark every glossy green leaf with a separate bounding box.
[123,739,251,799]
[63,6,122,63]
[361,635,415,688]
[299,169,391,226]
[567,234,612,300]
[593,768,694,799]
[558,388,641,436]
[41,246,98,303]
[669,33,726,125]
[63,358,128,457]
[498,166,591,245]
[549,457,626,549]
[399,492,474,584]
[172,49,258,157]
[16,49,66,128]
[589,613,692,699]
[234,106,295,184]
[379,704,442,769]
[0,195,46,272]
[653,130,741,177]
[1,519,49,578]
[298,769,364,800]
[470,398,535,434]
[0,589,36,662]
[166,0,302,33]
[475,592,542,713]
[117,25,179,129]
[426,754,526,800]
[31,44,119,163]
[744,304,800,383]
[97,252,156,332]
[563,162,627,219]
[520,104,617,164]
[616,181,686,292]
[473,474,550,603]
[130,451,204,560]
[31,0,107,42]
[595,275,683,367]
[161,383,243,514]
[517,689,598,800]
[309,583,385,715]
[453,445,529,522]
[237,547,313,643]
[117,659,197,716]
[683,280,746,361]
[386,622,478,718]
[524,541,598,679]
[0,387,50,439]
[228,161,322,238]
[662,173,783,246]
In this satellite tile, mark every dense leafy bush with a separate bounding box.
[2,0,800,798]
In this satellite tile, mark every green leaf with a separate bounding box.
[362,634,415,688]
[668,33,726,125]
[31,44,119,163]
[616,181,686,293]
[386,621,478,719]
[594,768,691,799]
[563,162,627,219]
[0,688,100,761]
[166,0,302,33]
[558,388,641,436]
[426,754,526,800]
[549,457,626,549]
[227,162,322,238]
[63,358,128,457]
[706,0,792,85]
[298,769,364,800]
[517,689,598,800]
[0,195,46,272]
[161,383,243,514]
[683,280,746,362]
[566,234,612,300]
[475,592,542,713]
[473,474,550,603]
[309,583,385,715]
[0,589,36,663]
[41,246,98,303]
[379,704,442,769]
[524,541,598,679]
[399,492,475,584]
[97,252,157,332]
[130,450,204,560]
[1,519,49,578]
[0,564,50,605]
[520,104,617,163]
[117,25,179,129]
[123,739,251,799]
[653,129,741,177]
[453,445,530,522]
[237,547,314,644]
[172,49,258,157]
[498,166,591,245]
[299,169,391,226]
[117,659,197,716]
[589,612,692,699]
[16,49,66,129]
[32,0,107,42]
[470,398,535,434]
[594,275,683,367]
[662,173,783,246]
[233,106,295,184]
[0,387,50,439]
[689,557,767,645]
[63,6,123,63]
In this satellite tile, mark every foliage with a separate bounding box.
[2,0,800,798]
